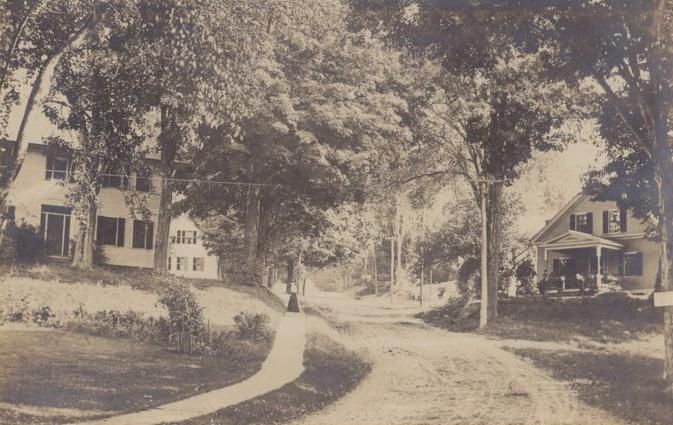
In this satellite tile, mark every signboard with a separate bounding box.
[654,291,673,308]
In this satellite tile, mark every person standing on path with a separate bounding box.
[287,281,300,312]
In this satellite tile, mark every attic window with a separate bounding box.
[570,212,593,234]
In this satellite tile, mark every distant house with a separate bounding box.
[531,192,658,293]
[168,214,219,279]
[5,142,218,278]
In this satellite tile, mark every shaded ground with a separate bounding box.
[419,294,662,344]
[510,348,672,425]
[288,289,626,425]
[0,328,271,425]
[170,332,370,425]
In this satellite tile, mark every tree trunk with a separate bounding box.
[245,185,260,261]
[286,260,294,294]
[372,243,378,296]
[71,200,96,269]
[486,181,504,320]
[153,105,177,274]
[393,193,402,287]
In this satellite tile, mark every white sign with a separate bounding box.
[654,291,673,308]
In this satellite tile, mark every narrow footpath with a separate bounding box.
[72,312,306,425]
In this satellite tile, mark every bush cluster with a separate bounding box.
[234,311,271,340]
[1,278,273,355]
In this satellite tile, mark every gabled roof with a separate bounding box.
[538,230,624,250]
[531,192,586,244]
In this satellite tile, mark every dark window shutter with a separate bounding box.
[63,216,70,257]
[45,156,53,180]
[636,252,643,276]
[569,214,576,231]
[603,211,609,234]
[147,221,154,249]
[40,213,46,238]
[96,216,104,243]
[620,208,627,232]
[117,219,125,247]
[586,212,593,234]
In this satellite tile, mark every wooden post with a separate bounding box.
[420,212,425,306]
[596,245,603,290]
[373,243,378,296]
[480,181,488,329]
[390,237,394,303]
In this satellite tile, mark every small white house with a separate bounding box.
[168,214,219,279]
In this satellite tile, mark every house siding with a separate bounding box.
[7,147,218,274]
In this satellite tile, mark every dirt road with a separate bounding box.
[296,292,626,425]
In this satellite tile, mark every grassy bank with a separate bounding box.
[171,332,371,425]
[418,294,662,344]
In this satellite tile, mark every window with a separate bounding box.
[176,256,188,271]
[603,208,627,234]
[623,252,643,276]
[168,256,172,271]
[193,257,204,271]
[135,171,151,192]
[132,220,154,249]
[571,212,593,234]
[96,216,125,247]
[100,166,128,189]
[174,230,197,244]
[45,155,70,180]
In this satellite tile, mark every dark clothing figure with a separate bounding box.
[287,282,300,312]
[287,293,300,312]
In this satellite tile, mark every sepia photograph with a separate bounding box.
[1,0,673,424]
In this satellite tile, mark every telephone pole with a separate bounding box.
[479,178,503,329]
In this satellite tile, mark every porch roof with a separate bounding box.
[538,230,625,251]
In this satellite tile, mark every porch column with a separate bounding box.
[595,245,602,290]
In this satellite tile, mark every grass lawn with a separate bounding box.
[0,328,272,425]
[508,347,672,425]
[2,262,285,314]
[419,293,662,344]
[168,333,371,425]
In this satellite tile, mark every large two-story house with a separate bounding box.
[531,192,658,292]
[5,142,218,279]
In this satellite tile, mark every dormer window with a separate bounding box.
[570,212,593,234]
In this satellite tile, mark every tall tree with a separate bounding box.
[351,2,576,320]
[125,0,273,274]
[42,0,150,268]
[181,0,415,285]
[541,0,673,394]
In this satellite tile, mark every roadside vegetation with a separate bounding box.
[171,333,371,425]
[419,293,662,344]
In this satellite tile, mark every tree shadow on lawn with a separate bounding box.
[508,347,672,425]
[167,333,371,425]
[418,294,663,344]
[0,329,271,425]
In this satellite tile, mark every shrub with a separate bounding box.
[4,293,30,322]
[515,258,537,296]
[32,305,58,327]
[234,311,270,340]
[63,307,169,344]
[14,222,44,263]
[158,277,205,351]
